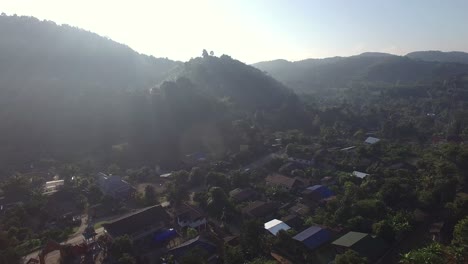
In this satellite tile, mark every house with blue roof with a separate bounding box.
[293,225,332,250]
[302,185,334,202]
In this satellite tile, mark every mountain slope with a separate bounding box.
[253,53,468,93]
[0,15,180,170]
[0,15,180,93]
[166,54,295,111]
[407,51,468,64]
[0,15,307,170]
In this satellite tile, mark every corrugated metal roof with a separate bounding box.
[365,137,380,144]
[332,231,368,247]
[352,171,369,179]
[294,226,332,250]
[264,219,291,235]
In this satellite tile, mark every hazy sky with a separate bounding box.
[2,0,468,63]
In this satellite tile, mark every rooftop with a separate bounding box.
[264,219,291,235]
[103,205,170,238]
[365,137,380,144]
[332,231,368,247]
[173,204,204,222]
[352,171,369,179]
[266,174,303,189]
[293,225,332,250]
[229,188,256,202]
[242,200,279,218]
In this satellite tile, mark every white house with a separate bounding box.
[352,171,370,179]
[364,137,380,144]
[264,219,291,235]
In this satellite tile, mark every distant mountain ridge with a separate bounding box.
[253,51,468,92]
[406,50,468,64]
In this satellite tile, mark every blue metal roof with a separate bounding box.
[306,185,334,199]
[294,226,332,250]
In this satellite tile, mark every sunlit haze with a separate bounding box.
[2,0,468,63]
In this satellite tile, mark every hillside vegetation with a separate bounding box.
[253,53,468,93]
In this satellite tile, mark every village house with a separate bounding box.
[264,219,291,236]
[43,179,64,194]
[352,171,369,179]
[241,200,280,219]
[265,174,305,191]
[302,185,335,202]
[287,156,314,166]
[169,236,218,264]
[97,172,134,200]
[102,205,171,242]
[288,203,310,217]
[364,137,380,144]
[332,231,387,261]
[229,188,257,203]
[280,214,304,230]
[172,204,207,230]
[293,225,333,251]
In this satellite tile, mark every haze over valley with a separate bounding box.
[0,3,468,264]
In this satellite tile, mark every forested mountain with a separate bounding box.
[253,52,468,93]
[407,50,468,64]
[0,15,180,171]
[0,15,307,172]
[166,53,294,111]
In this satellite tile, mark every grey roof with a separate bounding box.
[332,231,368,247]
[103,205,170,238]
[365,137,380,144]
[293,226,323,241]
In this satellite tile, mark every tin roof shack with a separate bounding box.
[266,174,305,191]
[43,180,64,194]
[332,231,387,261]
[171,204,207,230]
[302,185,334,203]
[293,226,333,251]
[229,188,257,203]
[241,200,280,220]
[97,172,134,200]
[169,236,218,264]
[103,205,171,243]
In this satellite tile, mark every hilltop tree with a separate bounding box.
[144,185,157,205]
[335,250,368,264]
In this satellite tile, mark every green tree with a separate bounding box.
[189,167,205,186]
[144,185,157,205]
[400,243,444,264]
[241,220,265,259]
[88,184,103,204]
[109,235,134,259]
[452,216,468,255]
[335,250,368,264]
[207,187,231,218]
[224,246,244,264]
[186,227,198,239]
[248,258,276,264]
[118,253,136,264]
